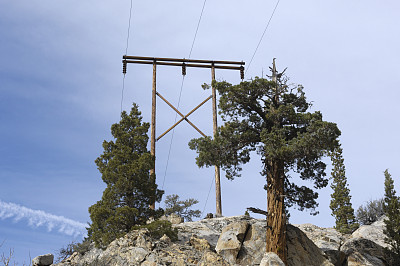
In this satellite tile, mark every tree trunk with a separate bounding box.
[266,160,287,264]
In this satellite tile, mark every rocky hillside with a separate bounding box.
[47,215,392,266]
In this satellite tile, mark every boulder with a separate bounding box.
[351,216,388,249]
[215,221,249,264]
[237,220,268,265]
[287,224,333,266]
[341,237,389,266]
[32,254,54,266]
[294,223,347,251]
[260,252,285,266]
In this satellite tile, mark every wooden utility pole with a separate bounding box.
[211,65,222,217]
[123,55,244,215]
[150,61,157,209]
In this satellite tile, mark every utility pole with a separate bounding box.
[123,55,244,215]
[150,61,157,209]
[211,65,222,217]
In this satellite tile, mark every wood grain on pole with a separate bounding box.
[150,62,156,210]
[212,65,222,217]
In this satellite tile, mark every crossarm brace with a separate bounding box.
[156,91,212,141]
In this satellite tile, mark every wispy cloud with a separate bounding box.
[0,200,87,237]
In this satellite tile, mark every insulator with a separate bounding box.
[182,63,186,76]
[240,66,244,80]
[123,60,127,74]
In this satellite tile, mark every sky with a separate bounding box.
[1,0,400,264]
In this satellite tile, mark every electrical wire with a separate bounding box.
[161,0,208,192]
[201,173,215,217]
[120,0,134,117]
[246,0,281,75]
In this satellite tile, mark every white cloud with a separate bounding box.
[0,200,86,237]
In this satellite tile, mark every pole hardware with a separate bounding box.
[123,59,127,74]
[122,55,245,78]
[182,62,187,76]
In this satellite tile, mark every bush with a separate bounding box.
[56,238,92,263]
[356,198,385,225]
[164,194,201,222]
[132,220,178,241]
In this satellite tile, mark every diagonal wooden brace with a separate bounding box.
[156,91,212,141]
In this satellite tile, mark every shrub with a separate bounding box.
[164,194,201,222]
[132,220,178,241]
[356,198,385,225]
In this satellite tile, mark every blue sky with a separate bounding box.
[1,0,400,264]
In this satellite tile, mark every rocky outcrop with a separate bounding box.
[52,215,392,266]
[260,252,285,266]
[32,254,54,266]
[351,216,388,249]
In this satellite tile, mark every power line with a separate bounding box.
[120,0,134,117]
[161,0,208,192]
[246,0,281,75]
[201,173,215,217]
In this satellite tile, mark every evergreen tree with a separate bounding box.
[189,61,340,263]
[383,169,400,263]
[164,194,201,222]
[88,104,163,247]
[329,144,358,234]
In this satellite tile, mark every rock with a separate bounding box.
[215,221,249,264]
[341,237,389,266]
[287,224,334,266]
[237,220,268,265]
[323,249,347,266]
[160,234,171,244]
[198,251,229,266]
[32,254,54,266]
[260,252,285,266]
[53,215,393,266]
[160,213,184,224]
[352,216,388,249]
[294,223,347,251]
[189,235,211,251]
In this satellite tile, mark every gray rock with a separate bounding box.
[294,223,347,251]
[341,237,388,266]
[260,252,285,266]
[351,216,388,249]
[237,220,268,265]
[32,254,54,266]
[287,224,333,266]
[160,213,184,224]
[215,221,249,264]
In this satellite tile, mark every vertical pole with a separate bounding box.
[212,64,222,217]
[150,61,156,210]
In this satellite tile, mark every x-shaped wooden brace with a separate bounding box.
[156,91,212,141]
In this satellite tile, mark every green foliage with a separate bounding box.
[244,210,250,217]
[356,198,385,225]
[164,194,201,222]
[383,169,400,262]
[88,104,164,248]
[329,145,358,234]
[56,238,92,262]
[189,71,341,214]
[132,220,178,241]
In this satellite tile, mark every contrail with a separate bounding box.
[0,200,87,237]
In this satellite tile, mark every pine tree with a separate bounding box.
[88,104,164,247]
[189,60,340,263]
[164,194,201,222]
[383,169,400,263]
[329,144,358,234]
